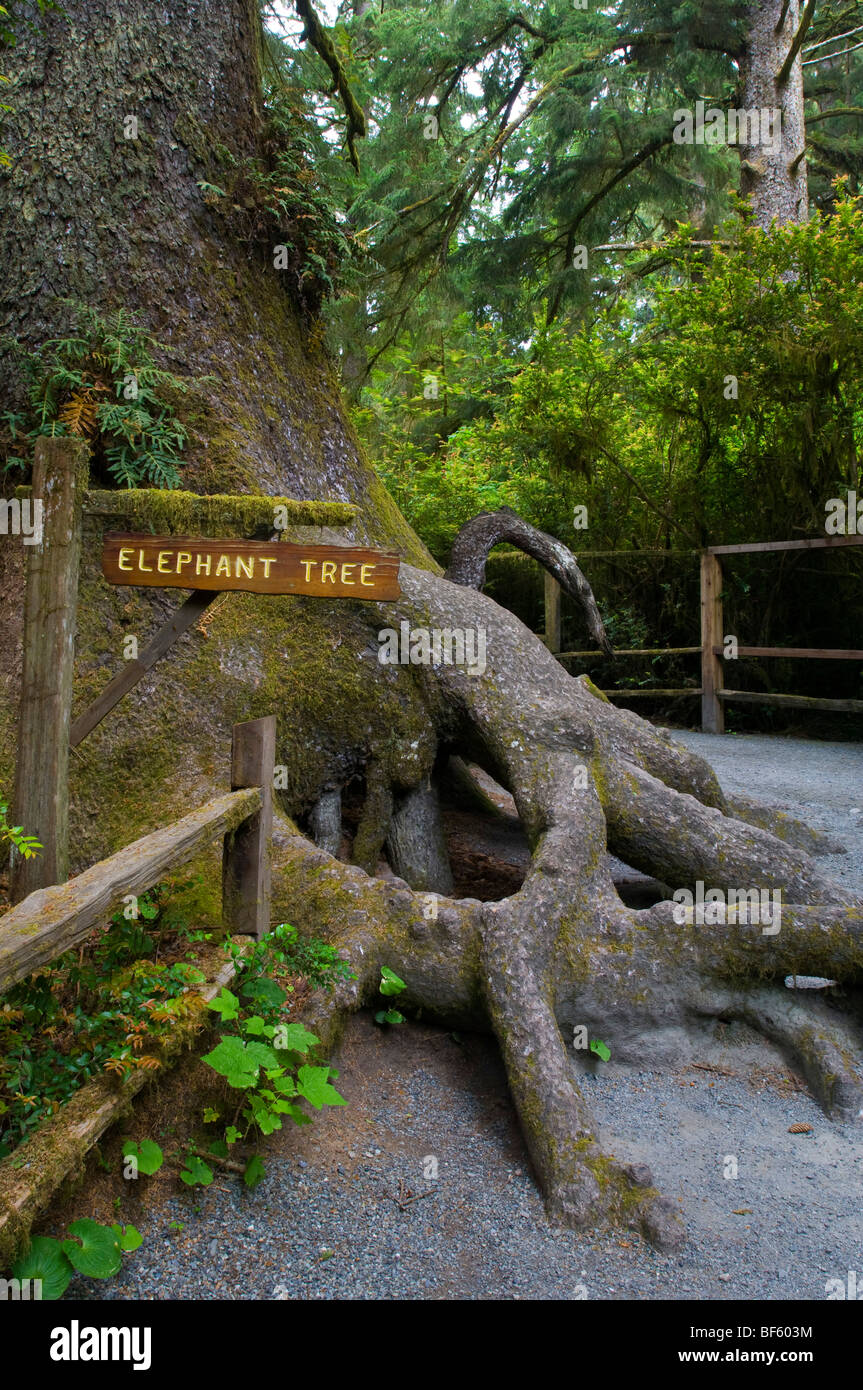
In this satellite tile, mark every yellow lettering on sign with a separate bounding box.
[300,560,317,582]
[215,555,231,577]
[260,557,275,578]
[235,556,254,580]
[157,551,172,573]
[321,561,337,584]
[176,551,192,572]
[118,547,134,572]
[196,553,212,576]
[138,550,154,573]
[360,563,375,587]
[340,563,357,585]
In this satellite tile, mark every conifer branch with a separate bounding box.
[293,0,366,171]
[776,0,817,85]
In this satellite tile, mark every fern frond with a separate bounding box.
[58,393,99,435]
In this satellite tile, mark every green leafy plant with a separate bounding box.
[196,90,359,319]
[1,301,203,487]
[227,921,354,997]
[187,927,350,1189]
[0,883,209,1158]
[589,1038,611,1063]
[192,983,345,1189]
[9,1219,142,1300]
[0,797,42,861]
[374,966,406,1025]
[179,1153,213,1187]
[122,1138,164,1177]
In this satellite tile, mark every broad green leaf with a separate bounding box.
[11,1236,72,1300]
[589,1038,611,1062]
[202,1107,220,1124]
[202,1035,260,1088]
[207,988,239,1021]
[274,1022,319,1053]
[245,1040,281,1069]
[296,1064,346,1110]
[171,962,205,984]
[240,976,286,1009]
[225,1126,242,1144]
[122,1138,163,1176]
[62,1219,122,1279]
[243,1015,267,1035]
[244,1155,265,1188]
[180,1155,213,1186]
[111,1223,143,1253]
[380,966,406,997]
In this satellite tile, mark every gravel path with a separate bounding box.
[671,729,863,897]
[61,731,863,1302]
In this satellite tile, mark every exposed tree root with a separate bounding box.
[270,564,863,1252]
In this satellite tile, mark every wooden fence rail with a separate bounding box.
[519,536,863,733]
[0,716,275,994]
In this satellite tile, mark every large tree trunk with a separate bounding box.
[740,0,809,225]
[1,0,860,1253]
[0,0,421,550]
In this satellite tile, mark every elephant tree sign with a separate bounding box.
[102,533,401,599]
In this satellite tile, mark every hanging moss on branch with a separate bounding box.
[293,0,366,172]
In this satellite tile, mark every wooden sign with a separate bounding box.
[102,533,401,599]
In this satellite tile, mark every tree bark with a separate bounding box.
[0,0,422,554]
[740,0,809,225]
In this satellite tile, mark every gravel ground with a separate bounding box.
[671,729,863,897]
[62,730,863,1302]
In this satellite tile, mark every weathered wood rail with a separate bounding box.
[501,535,863,733]
[0,709,276,1265]
[0,716,276,994]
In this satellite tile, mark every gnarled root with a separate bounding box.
[270,562,862,1249]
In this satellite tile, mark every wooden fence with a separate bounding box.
[0,715,276,995]
[7,439,337,902]
[521,536,863,733]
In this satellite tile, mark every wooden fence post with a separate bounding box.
[543,572,562,653]
[700,551,724,734]
[222,716,276,940]
[11,438,90,901]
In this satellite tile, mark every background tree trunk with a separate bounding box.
[740,0,809,225]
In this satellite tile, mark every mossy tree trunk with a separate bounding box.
[1,0,861,1251]
[0,0,421,546]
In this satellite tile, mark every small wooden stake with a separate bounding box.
[543,572,562,653]
[11,438,89,900]
[222,717,276,940]
[700,552,724,734]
